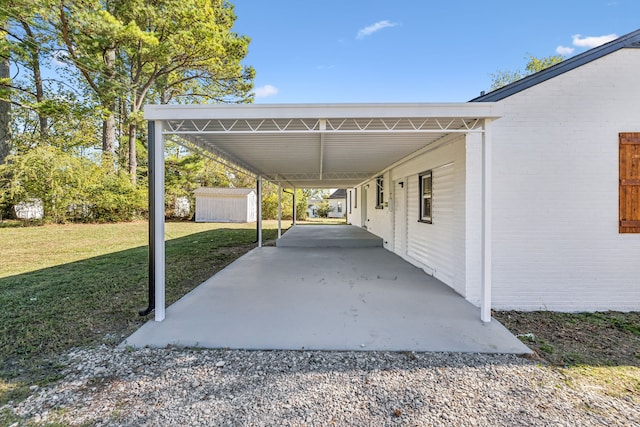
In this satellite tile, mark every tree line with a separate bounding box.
[1,1,560,223]
[490,54,564,90]
[0,0,264,223]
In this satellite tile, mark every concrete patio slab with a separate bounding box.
[276,224,382,248]
[123,245,530,354]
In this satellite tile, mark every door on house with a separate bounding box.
[361,185,368,228]
[393,179,407,256]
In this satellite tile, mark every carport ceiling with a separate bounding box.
[144,103,502,188]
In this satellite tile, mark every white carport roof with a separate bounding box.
[144,103,502,188]
[143,102,502,324]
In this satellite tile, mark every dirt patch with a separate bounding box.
[494,311,640,367]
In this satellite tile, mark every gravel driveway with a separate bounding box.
[7,346,638,426]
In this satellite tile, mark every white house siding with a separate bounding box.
[362,171,393,246]
[328,199,346,218]
[347,188,363,227]
[352,136,470,297]
[405,163,456,285]
[490,48,640,311]
[393,137,468,296]
[392,178,407,256]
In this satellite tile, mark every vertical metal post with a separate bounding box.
[292,188,297,225]
[140,120,166,322]
[277,183,282,238]
[257,176,262,248]
[481,119,493,323]
[154,121,165,322]
[140,120,165,321]
[140,121,156,317]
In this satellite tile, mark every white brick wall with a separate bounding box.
[490,48,640,311]
[347,49,640,312]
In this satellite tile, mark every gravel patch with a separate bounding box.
[5,346,639,426]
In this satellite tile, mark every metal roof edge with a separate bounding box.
[144,102,503,120]
[470,28,640,103]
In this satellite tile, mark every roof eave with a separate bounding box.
[471,28,640,103]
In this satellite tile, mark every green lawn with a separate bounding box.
[0,220,284,403]
[1,220,638,412]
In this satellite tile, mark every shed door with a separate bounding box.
[620,132,640,233]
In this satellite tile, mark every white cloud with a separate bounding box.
[254,84,279,98]
[356,20,398,39]
[51,50,69,66]
[571,33,618,48]
[555,45,575,55]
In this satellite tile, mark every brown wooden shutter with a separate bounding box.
[619,132,640,233]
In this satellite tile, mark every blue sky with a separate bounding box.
[231,0,640,103]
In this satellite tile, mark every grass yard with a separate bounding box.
[0,220,638,412]
[0,220,284,404]
[494,311,640,403]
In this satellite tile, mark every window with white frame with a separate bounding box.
[337,202,343,213]
[376,176,384,209]
[419,171,432,223]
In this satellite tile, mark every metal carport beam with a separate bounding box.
[144,103,502,121]
[481,119,493,323]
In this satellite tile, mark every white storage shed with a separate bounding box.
[194,188,257,223]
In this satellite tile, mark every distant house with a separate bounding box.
[328,189,346,218]
[306,196,323,218]
[14,199,44,220]
[194,188,257,223]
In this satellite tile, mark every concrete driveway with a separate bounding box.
[123,226,529,354]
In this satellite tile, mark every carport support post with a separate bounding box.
[292,188,297,225]
[481,119,493,323]
[277,183,282,238]
[150,120,165,322]
[257,176,262,248]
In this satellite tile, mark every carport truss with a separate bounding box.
[143,103,502,323]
